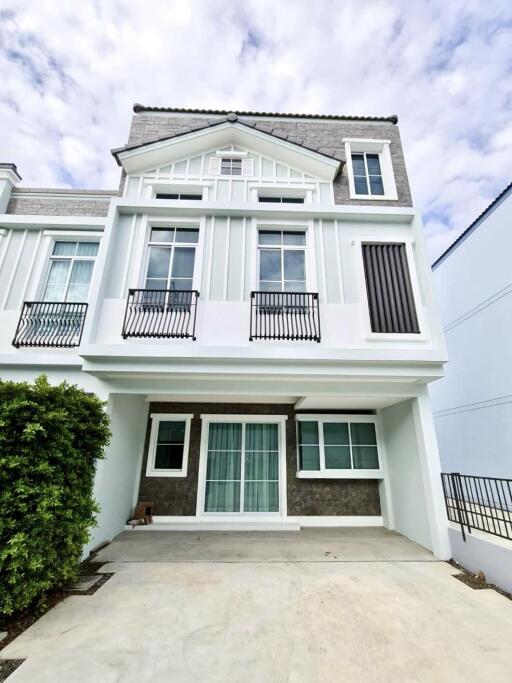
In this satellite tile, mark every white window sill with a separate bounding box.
[349,194,398,201]
[297,470,384,480]
[145,470,187,478]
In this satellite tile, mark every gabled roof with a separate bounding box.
[112,115,343,164]
[132,103,399,124]
[432,180,512,269]
[112,115,343,180]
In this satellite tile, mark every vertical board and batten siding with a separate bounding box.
[0,229,43,310]
[362,243,419,334]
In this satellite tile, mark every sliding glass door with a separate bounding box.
[204,422,280,514]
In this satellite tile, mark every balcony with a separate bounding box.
[249,291,321,342]
[12,301,88,348]
[122,289,199,340]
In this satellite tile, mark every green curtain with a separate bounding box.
[205,423,242,512]
[244,424,279,512]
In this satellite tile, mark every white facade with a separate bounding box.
[0,111,450,559]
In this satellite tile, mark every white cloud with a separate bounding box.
[0,0,511,261]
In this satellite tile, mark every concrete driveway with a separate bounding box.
[2,528,512,682]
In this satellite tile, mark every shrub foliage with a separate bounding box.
[0,376,110,616]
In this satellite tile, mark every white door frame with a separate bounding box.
[196,414,288,522]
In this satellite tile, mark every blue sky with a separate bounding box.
[0,0,511,261]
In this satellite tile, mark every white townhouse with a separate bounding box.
[0,105,449,558]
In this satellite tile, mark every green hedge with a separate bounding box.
[0,376,110,617]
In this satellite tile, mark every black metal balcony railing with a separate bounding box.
[122,289,199,340]
[441,472,512,542]
[12,301,88,348]
[249,291,321,342]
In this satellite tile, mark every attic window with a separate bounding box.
[221,158,242,175]
[258,196,305,204]
[155,193,203,200]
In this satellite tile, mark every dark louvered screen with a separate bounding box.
[362,243,420,334]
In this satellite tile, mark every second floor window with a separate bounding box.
[351,153,384,196]
[155,193,202,200]
[221,157,242,175]
[145,227,199,291]
[258,230,306,292]
[43,241,99,302]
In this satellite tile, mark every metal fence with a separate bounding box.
[249,291,321,342]
[12,301,88,348]
[441,472,512,542]
[122,289,199,340]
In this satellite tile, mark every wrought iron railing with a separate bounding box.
[441,472,512,542]
[12,301,88,348]
[249,291,321,342]
[122,289,199,340]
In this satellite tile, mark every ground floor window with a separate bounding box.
[297,415,380,477]
[203,420,280,513]
[146,414,192,477]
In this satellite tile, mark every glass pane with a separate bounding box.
[158,421,185,444]
[369,176,385,195]
[208,423,242,451]
[323,422,349,445]
[283,250,305,280]
[325,445,351,469]
[205,482,240,512]
[354,176,369,195]
[169,278,193,291]
[283,231,306,246]
[145,278,167,290]
[366,154,381,175]
[175,228,199,244]
[299,445,320,471]
[259,281,282,292]
[46,260,70,285]
[66,284,89,302]
[352,446,379,469]
[351,154,366,176]
[259,249,282,282]
[244,482,279,512]
[171,247,195,278]
[299,421,319,445]
[76,242,99,257]
[206,451,241,480]
[350,423,377,445]
[147,247,171,279]
[246,424,278,451]
[245,451,279,480]
[154,444,183,469]
[151,228,175,242]
[53,241,76,256]
[69,260,93,285]
[43,284,66,302]
[283,281,306,292]
[258,231,281,246]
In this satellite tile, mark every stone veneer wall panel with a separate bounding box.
[137,402,381,517]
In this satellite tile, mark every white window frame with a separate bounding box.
[143,180,211,200]
[295,414,384,479]
[146,413,193,478]
[142,220,201,291]
[39,236,100,302]
[255,222,314,293]
[196,414,288,519]
[344,139,398,201]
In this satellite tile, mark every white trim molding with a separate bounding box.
[343,138,398,201]
[146,413,193,477]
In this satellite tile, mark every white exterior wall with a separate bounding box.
[430,190,512,478]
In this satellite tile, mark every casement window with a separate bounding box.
[221,157,242,175]
[43,241,99,302]
[362,243,420,334]
[155,193,202,200]
[146,414,192,477]
[297,416,380,477]
[208,154,254,176]
[258,230,306,292]
[258,196,305,204]
[351,153,384,196]
[344,139,398,200]
[145,227,198,292]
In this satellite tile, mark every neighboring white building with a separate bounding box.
[0,106,449,558]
